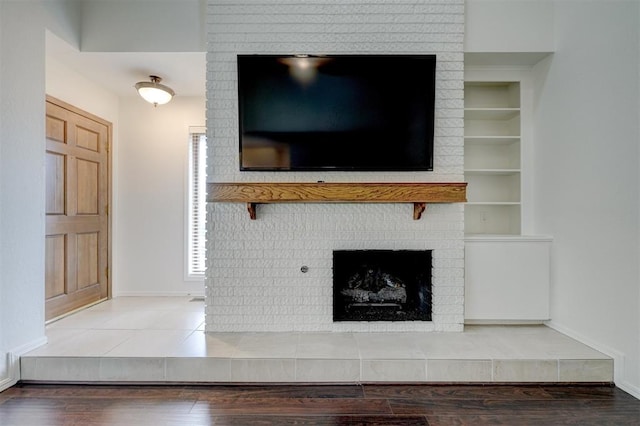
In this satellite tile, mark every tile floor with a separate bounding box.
[21,296,613,384]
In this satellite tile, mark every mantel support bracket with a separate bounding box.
[413,202,426,220]
[247,203,257,220]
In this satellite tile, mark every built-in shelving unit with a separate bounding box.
[463,67,552,323]
[464,81,522,235]
[207,182,467,220]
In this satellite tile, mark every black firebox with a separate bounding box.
[333,250,432,322]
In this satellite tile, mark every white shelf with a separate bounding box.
[465,141,520,170]
[465,117,520,138]
[464,81,520,108]
[465,136,520,145]
[464,108,520,120]
[466,173,520,203]
[464,80,522,236]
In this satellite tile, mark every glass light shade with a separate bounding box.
[135,78,175,106]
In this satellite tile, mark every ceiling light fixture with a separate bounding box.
[135,75,175,106]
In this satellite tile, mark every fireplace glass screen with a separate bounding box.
[333,250,432,322]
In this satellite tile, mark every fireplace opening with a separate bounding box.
[333,250,432,322]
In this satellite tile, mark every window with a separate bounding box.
[187,130,207,277]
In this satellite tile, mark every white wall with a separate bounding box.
[117,96,206,296]
[533,1,640,397]
[0,0,5,386]
[41,0,81,49]
[80,0,205,52]
[0,0,80,391]
[1,0,47,391]
[46,44,119,123]
[465,0,554,53]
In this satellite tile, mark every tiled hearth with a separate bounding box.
[20,297,613,384]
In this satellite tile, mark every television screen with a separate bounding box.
[237,54,436,171]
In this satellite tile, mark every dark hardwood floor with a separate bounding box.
[0,383,638,425]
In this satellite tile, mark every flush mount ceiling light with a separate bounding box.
[135,75,175,106]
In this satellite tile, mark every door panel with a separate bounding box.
[45,152,66,215]
[76,159,99,215]
[76,232,99,289]
[46,114,67,143]
[45,235,66,299]
[76,124,101,152]
[45,96,111,320]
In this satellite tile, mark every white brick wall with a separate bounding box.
[206,0,465,332]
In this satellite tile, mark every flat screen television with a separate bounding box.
[237,54,436,171]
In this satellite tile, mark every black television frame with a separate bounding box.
[237,54,436,172]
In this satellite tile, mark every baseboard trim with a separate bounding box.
[546,321,639,400]
[0,352,17,392]
[619,381,640,400]
[0,336,48,392]
[0,375,17,393]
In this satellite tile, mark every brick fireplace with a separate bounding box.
[205,0,465,332]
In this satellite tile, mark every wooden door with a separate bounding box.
[45,96,111,321]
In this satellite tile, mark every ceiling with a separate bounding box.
[46,34,206,98]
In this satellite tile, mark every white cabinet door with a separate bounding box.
[464,237,551,322]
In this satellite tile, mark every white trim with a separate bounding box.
[0,352,16,392]
[184,273,205,282]
[0,337,49,392]
[0,376,16,393]
[546,321,640,400]
[189,125,206,134]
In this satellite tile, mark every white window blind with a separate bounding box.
[188,132,207,277]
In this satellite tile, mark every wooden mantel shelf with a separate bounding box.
[207,182,467,220]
